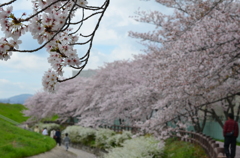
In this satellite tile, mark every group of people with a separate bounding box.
[33,126,71,151]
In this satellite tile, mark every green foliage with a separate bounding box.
[63,126,133,149]
[162,137,208,158]
[106,131,132,148]
[0,119,56,158]
[0,103,29,123]
[41,114,59,121]
[95,128,116,148]
[63,126,96,145]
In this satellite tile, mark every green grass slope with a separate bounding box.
[0,120,56,158]
[0,103,29,123]
[0,103,56,158]
[162,138,208,158]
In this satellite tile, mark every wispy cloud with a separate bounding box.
[0,52,49,73]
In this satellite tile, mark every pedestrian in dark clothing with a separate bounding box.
[223,113,239,158]
[55,129,61,146]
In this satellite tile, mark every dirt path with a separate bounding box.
[26,145,96,158]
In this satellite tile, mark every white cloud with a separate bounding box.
[85,50,108,69]
[109,43,141,60]
[0,52,49,73]
[84,41,142,70]
[94,28,119,43]
[0,79,9,84]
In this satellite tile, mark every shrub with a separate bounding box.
[62,126,96,145]
[106,130,132,147]
[104,136,164,158]
[62,126,133,149]
[95,128,116,148]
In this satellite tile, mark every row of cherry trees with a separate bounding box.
[24,0,240,139]
[129,0,240,135]
[137,0,240,133]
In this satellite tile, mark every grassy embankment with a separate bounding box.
[0,103,56,158]
[0,103,211,158]
[162,137,209,158]
[0,103,29,123]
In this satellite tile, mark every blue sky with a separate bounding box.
[0,0,172,98]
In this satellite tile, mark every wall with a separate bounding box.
[203,121,240,142]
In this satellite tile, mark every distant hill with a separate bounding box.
[0,94,33,104]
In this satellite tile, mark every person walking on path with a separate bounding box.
[24,123,29,130]
[55,129,61,146]
[42,127,48,136]
[34,126,40,133]
[63,133,71,151]
[50,129,56,138]
[223,113,239,158]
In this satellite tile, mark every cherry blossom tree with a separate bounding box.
[74,60,159,127]
[65,59,157,127]
[24,59,161,128]
[0,0,109,92]
[24,0,240,140]
[24,76,92,122]
[128,0,240,136]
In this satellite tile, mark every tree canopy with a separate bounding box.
[22,0,240,138]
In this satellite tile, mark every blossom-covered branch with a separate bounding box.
[0,0,110,92]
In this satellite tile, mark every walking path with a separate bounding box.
[217,141,240,158]
[26,141,240,158]
[27,145,96,158]
[62,146,97,158]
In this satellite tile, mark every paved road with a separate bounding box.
[63,146,97,158]
[217,141,240,158]
[27,145,96,158]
